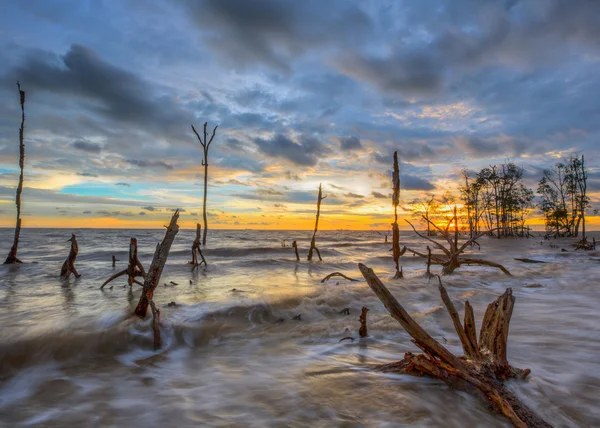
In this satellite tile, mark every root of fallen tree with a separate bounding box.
[308,184,326,261]
[190,223,207,270]
[406,206,511,276]
[101,238,145,289]
[321,272,358,283]
[4,82,26,265]
[60,234,81,279]
[358,263,550,428]
[134,211,180,349]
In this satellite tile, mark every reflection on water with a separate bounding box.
[0,228,599,426]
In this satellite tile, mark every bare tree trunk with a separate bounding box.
[292,240,300,261]
[134,211,180,319]
[191,123,218,246]
[60,234,81,279]
[308,184,326,261]
[392,152,405,278]
[4,82,26,264]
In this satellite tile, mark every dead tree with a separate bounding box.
[191,122,218,246]
[101,238,145,289]
[391,152,407,278]
[134,211,180,349]
[60,234,81,279]
[359,264,550,427]
[292,240,300,261]
[190,223,206,270]
[112,255,119,267]
[406,206,511,276]
[4,82,26,264]
[307,184,326,261]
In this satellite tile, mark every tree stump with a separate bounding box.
[292,240,300,261]
[60,234,81,279]
[101,238,145,289]
[190,223,207,270]
[358,263,550,427]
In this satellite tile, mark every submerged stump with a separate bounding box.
[101,238,145,289]
[190,223,207,270]
[60,234,81,279]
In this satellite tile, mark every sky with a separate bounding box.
[1,0,600,230]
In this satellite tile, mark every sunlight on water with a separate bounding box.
[1,228,599,426]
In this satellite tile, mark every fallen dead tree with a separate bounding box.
[4,82,26,264]
[134,211,180,349]
[190,223,207,270]
[308,184,326,261]
[321,272,358,283]
[60,234,81,279]
[406,206,511,276]
[358,263,550,427]
[101,238,145,289]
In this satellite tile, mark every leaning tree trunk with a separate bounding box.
[101,237,145,289]
[60,234,81,279]
[308,184,326,261]
[191,122,218,246]
[4,82,26,264]
[359,263,550,427]
[134,211,180,349]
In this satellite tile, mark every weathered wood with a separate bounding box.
[134,211,180,319]
[464,301,479,358]
[514,258,547,264]
[405,207,511,276]
[391,151,404,278]
[292,240,300,261]
[359,306,369,338]
[101,238,145,289]
[4,82,26,264]
[359,263,548,427]
[308,184,326,261]
[60,234,81,279]
[191,122,218,246]
[190,223,207,270]
[150,300,161,350]
[321,272,358,283]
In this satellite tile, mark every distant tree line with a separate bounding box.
[411,153,591,242]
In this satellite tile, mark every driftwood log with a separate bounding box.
[359,263,550,427]
[406,206,511,276]
[308,184,326,261]
[4,82,26,264]
[292,240,300,261]
[391,151,407,278]
[191,122,218,246]
[514,258,546,264]
[60,234,81,279]
[101,238,145,289]
[190,223,207,270]
[134,211,180,349]
[321,272,358,283]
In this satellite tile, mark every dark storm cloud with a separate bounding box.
[371,191,388,199]
[115,182,130,187]
[77,172,99,178]
[339,136,362,151]
[142,206,157,211]
[402,175,435,191]
[254,134,330,166]
[178,0,372,72]
[5,44,193,139]
[72,140,102,153]
[125,159,174,170]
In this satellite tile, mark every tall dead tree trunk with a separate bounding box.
[60,234,81,279]
[190,223,206,269]
[4,82,26,265]
[359,264,550,427]
[101,238,145,289]
[391,152,406,278]
[308,184,326,261]
[191,122,218,246]
[134,211,180,350]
